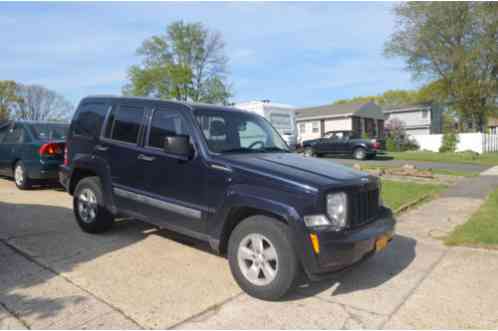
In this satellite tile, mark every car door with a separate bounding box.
[137,104,206,236]
[318,133,340,154]
[97,101,150,219]
[0,124,10,175]
[0,124,24,176]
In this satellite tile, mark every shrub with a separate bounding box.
[384,118,419,152]
[439,132,459,152]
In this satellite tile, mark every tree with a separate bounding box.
[123,21,231,105]
[333,89,421,106]
[385,2,498,132]
[14,84,73,121]
[0,80,22,122]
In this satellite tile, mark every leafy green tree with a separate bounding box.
[333,89,422,107]
[385,2,498,132]
[124,21,231,105]
[0,80,22,122]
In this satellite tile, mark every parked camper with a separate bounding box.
[235,100,297,148]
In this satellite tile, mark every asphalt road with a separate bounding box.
[323,156,491,173]
[1,177,498,329]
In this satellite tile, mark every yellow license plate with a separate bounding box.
[375,235,389,252]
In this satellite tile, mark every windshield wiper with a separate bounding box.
[220,147,259,154]
[260,147,290,153]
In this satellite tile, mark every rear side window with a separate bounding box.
[110,104,145,144]
[148,109,188,149]
[73,103,109,138]
[0,126,8,143]
[3,126,24,144]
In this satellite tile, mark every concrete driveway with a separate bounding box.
[324,155,490,173]
[1,177,498,329]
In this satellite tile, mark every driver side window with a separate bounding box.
[148,109,188,149]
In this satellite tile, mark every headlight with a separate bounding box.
[327,192,348,231]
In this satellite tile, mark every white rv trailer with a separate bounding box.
[235,100,297,148]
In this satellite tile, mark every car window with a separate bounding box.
[195,108,288,154]
[0,126,8,143]
[31,124,68,141]
[147,109,188,149]
[3,126,24,144]
[110,104,145,144]
[73,103,109,138]
[239,122,268,148]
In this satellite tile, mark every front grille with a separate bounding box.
[349,186,380,228]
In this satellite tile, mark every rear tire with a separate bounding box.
[228,216,299,301]
[14,161,32,190]
[304,147,316,157]
[73,177,114,233]
[353,147,367,160]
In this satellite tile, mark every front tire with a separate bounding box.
[14,161,32,190]
[353,147,367,160]
[228,216,299,301]
[73,177,114,233]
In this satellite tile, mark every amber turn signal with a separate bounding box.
[310,233,320,254]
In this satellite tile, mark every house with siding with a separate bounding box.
[382,103,444,136]
[295,102,385,143]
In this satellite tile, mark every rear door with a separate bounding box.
[0,124,11,175]
[0,124,25,176]
[97,101,149,218]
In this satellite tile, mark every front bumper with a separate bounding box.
[299,207,396,281]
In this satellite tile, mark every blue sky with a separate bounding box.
[1,2,420,108]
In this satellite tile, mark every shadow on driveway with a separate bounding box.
[287,234,417,300]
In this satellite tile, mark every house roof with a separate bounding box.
[296,101,384,120]
[382,102,432,113]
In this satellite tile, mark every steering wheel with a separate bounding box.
[248,141,265,150]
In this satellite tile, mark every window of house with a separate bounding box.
[110,104,145,144]
[299,123,306,134]
[312,121,319,133]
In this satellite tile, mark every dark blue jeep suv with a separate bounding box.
[60,96,395,300]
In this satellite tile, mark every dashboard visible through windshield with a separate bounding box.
[194,108,289,154]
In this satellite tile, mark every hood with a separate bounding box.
[219,152,369,190]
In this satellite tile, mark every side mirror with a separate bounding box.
[163,135,194,159]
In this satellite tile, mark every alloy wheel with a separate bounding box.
[237,233,279,286]
[14,165,24,186]
[77,188,98,224]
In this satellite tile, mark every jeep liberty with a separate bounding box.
[59,96,396,300]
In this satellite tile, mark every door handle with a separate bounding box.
[138,154,155,162]
[95,145,108,152]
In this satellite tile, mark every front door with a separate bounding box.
[137,104,206,235]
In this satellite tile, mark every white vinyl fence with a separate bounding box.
[409,133,498,154]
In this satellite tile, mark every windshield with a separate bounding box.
[194,108,289,154]
[30,123,68,141]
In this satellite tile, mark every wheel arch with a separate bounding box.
[218,206,289,255]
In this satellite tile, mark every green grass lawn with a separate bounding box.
[446,188,498,248]
[388,151,498,166]
[381,180,446,212]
